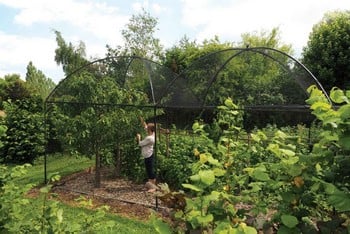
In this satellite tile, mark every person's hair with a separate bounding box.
[147,123,155,132]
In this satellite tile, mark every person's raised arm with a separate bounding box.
[139,116,147,129]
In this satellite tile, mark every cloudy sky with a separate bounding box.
[1,0,349,84]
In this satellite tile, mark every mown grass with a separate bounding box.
[12,153,157,234]
[13,153,94,186]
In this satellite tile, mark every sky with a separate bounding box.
[0,0,350,84]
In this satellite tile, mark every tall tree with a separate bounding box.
[51,72,150,187]
[120,9,163,61]
[0,74,30,104]
[239,27,292,52]
[51,31,155,186]
[54,30,88,76]
[235,28,298,105]
[302,11,350,91]
[163,36,233,74]
[25,61,56,100]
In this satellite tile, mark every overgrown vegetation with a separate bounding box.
[1,8,350,234]
[0,160,156,233]
[152,87,350,233]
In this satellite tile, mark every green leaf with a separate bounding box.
[199,154,208,163]
[330,87,349,103]
[196,214,214,225]
[182,183,202,192]
[249,182,262,192]
[252,170,270,181]
[190,174,200,182]
[277,225,296,234]
[327,190,350,212]
[338,104,350,120]
[346,90,350,99]
[251,133,261,142]
[281,192,296,203]
[224,98,237,109]
[199,170,215,186]
[151,213,172,234]
[281,156,299,165]
[267,143,281,157]
[204,191,220,203]
[214,222,233,233]
[322,116,341,127]
[310,101,332,111]
[207,155,220,166]
[287,165,302,177]
[57,209,63,223]
[244,167,254,176]
[324,182,337,194]
[213,168,226,177]
[338,132,350,150]
[192,122,200,131]
[242,225,258,234]
[275,130,288,139]
[280,149,295,157]
[281,214,299,228]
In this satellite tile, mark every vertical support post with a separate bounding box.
[153,106,159,210]
[44,103,48,184]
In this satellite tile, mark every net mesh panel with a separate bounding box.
[44,48,329,182]
[47,56,200,108]
[163,47,327,129]
[45,48,329,140]
[173,47,324,108]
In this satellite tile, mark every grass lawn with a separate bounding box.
[10,153,157,234]
[13,153,95,186]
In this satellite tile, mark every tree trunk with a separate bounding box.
[95,150,101,188]
[114,143,121,177]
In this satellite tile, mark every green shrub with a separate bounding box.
[0,164,118,233]
[1,98,45,164]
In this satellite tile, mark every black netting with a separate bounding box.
[169,47,328,108]
[44,47,331,183]
[46,48,332,132]
[47,48,329,113]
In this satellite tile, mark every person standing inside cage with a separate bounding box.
[136,117,156,190]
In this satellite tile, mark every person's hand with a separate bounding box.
[136,133,141,141]
[140,117,147,128]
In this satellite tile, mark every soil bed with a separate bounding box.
[29,168,166,221]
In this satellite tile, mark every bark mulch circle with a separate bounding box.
[28,168,168,221]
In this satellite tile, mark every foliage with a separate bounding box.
[0,164,126,233]
[0,164,34,232]
[2,155,155,233]
[154,99,257,233]
[25,61,56,101]
[0,124,7,149]
[52,31,158,186]
[236,28,304,105]
[162,29,309,129]
[51,70,152,186]
[0,98,45,164]
[306,86,350,185]
[302,10,350,91]
[0,74,31,107]
[162,36,233,74]
[154,94,350,233]
[157,129,214,189]
[239,27,292,52]
[54,30,89,76]
[120,8,163,61]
